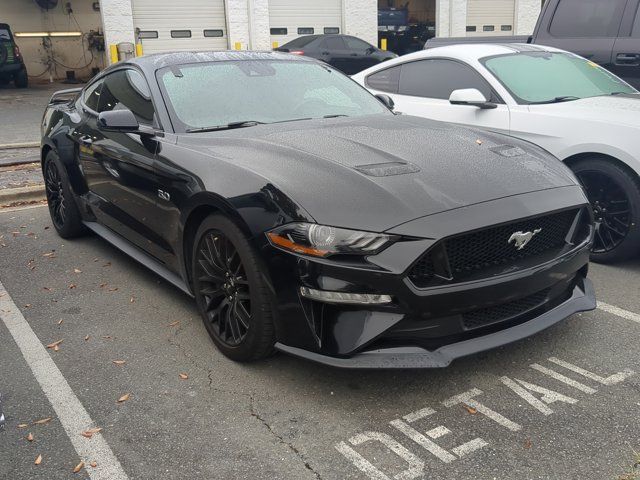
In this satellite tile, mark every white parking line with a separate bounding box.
[598,302,640,325]
[0,280,129,480]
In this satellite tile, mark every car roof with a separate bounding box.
[124,50,315,72]
[409,43,567,63]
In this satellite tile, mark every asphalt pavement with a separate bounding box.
[0,205,639,480]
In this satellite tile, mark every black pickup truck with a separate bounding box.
[426,0,640,89]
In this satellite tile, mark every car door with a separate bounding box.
[365,59,510,134]
[319,36,351,74]
[343,36,378,73]
[611,0,640,89]
[534,0,628,70]
[84,68,166,256]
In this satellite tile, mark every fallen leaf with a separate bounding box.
[117,393,130,403]
[24,304,32,308]
[463,405,477,415]
[84,335,90,341]
[73,268,82,274]
[33,417,52,425]
[112,360,126,366]
[179,373,189,380]
[99,283,107,288]
[46,340,63,349]
[18,423,28,428]
[102,335,112,340]
[168,321,180,327]
[27,433,34,442]
[108,287,118,292]
[81,431,93,438]
[73,461,84,473]
[43,287,52,292]
[44,226,50,230]
[86,427,102,434]
[90,461,97,468]
[57,319,63,325]
[476,139,483,145]
[524,439,532,449]
[69,284,76,289]
[103,262,111,267]
[54,344,60,352]
[42,252,55,257]
[130,296,135,303]
[34,454,42,465]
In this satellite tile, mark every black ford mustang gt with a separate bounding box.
[41,51,596,368]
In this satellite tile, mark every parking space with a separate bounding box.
[0,205,639,479]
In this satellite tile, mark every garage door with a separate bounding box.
[269,0,342,46]
[466,0,515,37]
[132,0,227,54]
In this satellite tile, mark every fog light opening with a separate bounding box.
[300,287,392,305]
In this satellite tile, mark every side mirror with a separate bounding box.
[97,109,139,132]
[449,89,497,109]
[375,93,395,110]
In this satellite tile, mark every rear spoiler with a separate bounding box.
[48,87,83,105]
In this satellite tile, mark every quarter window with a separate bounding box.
[98,69,155,125]
[366,66,401,93]
[549,0,627,37]
[398,59,494,101]
[83,80,103,111]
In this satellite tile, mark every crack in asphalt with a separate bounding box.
[249,395,323,480]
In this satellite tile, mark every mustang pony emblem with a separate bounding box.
[508,229,542,250]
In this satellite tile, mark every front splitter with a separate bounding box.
[275,277,596,369]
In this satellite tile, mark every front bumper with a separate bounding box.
[275,276,595,368]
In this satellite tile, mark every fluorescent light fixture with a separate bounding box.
[300,287,392,305]
[15,31,82,37]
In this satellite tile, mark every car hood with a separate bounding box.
[528,94,640,128]
[178,115,578,232]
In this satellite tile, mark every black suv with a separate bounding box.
[0,23,28,88]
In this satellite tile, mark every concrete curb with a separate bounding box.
[0,185,46,207]
[0,142,40,150]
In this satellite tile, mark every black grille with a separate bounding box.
[409,209,580,287]
[462,288,551,330]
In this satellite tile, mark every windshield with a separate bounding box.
[158,60,389,132]
[482,52,637,104]
[0,28,11,41]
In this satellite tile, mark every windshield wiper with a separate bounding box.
[186,120,265,133]
[530,96,581,105]
[323,114,349,118]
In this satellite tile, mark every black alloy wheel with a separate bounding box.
[572,158,640,263]
[45,159,66,230]
[195,231,251,346]
[192,214,275,361]
[43,151,86,238]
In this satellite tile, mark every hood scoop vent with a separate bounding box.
[354,162,420,177]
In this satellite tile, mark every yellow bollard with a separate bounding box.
[135,43,143,57]
[234,42,242,51]
[109,44,119,64]
[381,38,387,51]
[272,41,279,49]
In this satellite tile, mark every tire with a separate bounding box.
[191,214,276,362]
[14,67,28,88]
[571,158,640,263]
[44,151,86,239]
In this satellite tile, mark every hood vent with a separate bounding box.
[354,162,420,177]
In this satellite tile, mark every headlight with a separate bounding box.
[267,223,396,258]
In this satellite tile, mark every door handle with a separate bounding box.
[616,53,640,65]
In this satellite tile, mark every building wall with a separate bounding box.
[343,0,378,46]
[0,0,103,80]
[436,0,541,37]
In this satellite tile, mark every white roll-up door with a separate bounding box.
[268,0,342,46]
[132,0,227,54]
[466,0,515,37]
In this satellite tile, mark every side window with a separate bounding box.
[344,36,372,52]
[366,66,401,93]
[83,80,103,111]
[98,69,155,125]
[549,0,627,37]
[322,36,347,50]
[398,59,493,101]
